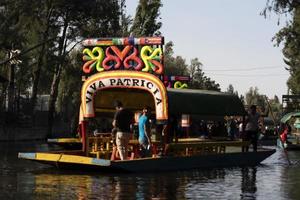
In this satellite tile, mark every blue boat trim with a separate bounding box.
[91,158,111,166]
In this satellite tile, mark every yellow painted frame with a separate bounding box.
[81,71,168,121]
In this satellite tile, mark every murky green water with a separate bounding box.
[0,141,299,200]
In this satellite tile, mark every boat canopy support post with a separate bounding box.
[81,120,87,153]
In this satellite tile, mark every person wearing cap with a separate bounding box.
[112,100,133,160]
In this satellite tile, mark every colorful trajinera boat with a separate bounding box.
[18,37,275,172]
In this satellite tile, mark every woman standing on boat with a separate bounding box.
[245,105,261,152]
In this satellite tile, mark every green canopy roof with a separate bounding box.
[280,112,300,123]
[167,88,246,116]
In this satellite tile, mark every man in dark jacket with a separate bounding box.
[112,100,133,160]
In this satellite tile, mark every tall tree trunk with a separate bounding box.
[7,63,15,113]
[47,17,69,137]
[30,5,53,115]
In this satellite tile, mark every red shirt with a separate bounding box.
[280,129,288,142]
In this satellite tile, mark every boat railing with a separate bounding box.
[85,134,251,160]
[86,134,113,159]
[165,140,251,157]
[86,134,164,160]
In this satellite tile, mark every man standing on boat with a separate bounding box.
[112,100,133,160]
[245,105,261,152]
[138,106,152,157]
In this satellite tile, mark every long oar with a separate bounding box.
[264,96,291,165]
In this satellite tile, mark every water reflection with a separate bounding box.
[33,174,110,199]
[31,172,188,199]
[283,152,300,200]
[240,167,257,200]
[1,141,300,199]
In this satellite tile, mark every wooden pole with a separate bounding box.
[81,121,87,153]
[7,63,15,112]
[264,96,291,165]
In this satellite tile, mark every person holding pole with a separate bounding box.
[245,105,261,152]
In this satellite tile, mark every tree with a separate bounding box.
[29,0,56,115]
[245,87,267,112]
[119,0,133,36]
[188,58,220,91]
[264,0,300,94]
[262,0,299,16]
[226,84,238,96]
[189,58,203,85]
[227,84,234,94]
[47,0,123,136]
[130,0,162,36]
[274,8,300,94]
[163,41,220,91]
[240,94,245,105]
[269,95,282,119]
[164,41,189,76]
[56,50,82,135]
[163,41,175,75]
[0,0,37,114]
[245,87,259,106]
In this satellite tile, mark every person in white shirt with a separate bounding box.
[245,105,260,152]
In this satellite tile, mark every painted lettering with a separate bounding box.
[140,79,145,87]
[83,75,167,121]
[86,96,92,104]
[116,78,124,86]
[98,80,105,88]
[146,82,153,89]
[123,79,131,86]
[153,88,159,95]
[90,82,97,91]
[87,90,93,96]
[155,97,162,105]
[132,79,139,87]
[110,78,116,86]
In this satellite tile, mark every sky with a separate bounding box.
[125,0,291,100]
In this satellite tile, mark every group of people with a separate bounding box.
[223,105,262,152]
[104,101,265,159]
[112,100,152,160]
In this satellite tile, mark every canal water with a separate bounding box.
[1,141,300,200]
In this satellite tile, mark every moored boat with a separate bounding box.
[18,37,275,172]
[18,146,275,172]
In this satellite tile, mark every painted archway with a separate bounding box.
[81,71,168,121]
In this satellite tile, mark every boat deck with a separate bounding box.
[18,145,275,172]
[47,136,257,158]
[20,135,275,172]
